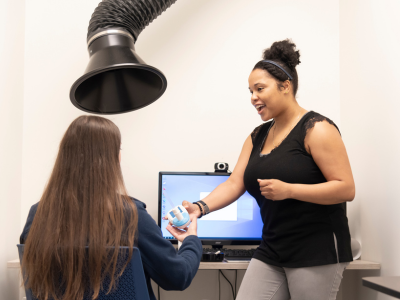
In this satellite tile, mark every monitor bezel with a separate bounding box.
[158,171,262,246]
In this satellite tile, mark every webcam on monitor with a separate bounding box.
[214,162,229,173]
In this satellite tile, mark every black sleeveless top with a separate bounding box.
[243,111,353,268]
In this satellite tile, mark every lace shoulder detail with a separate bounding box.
[304,113,340,135]
[300,112,340,155]
[250,123,265,144]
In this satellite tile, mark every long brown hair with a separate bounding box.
[22,115,138,300]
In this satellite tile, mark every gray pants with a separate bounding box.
[236,235,349,300]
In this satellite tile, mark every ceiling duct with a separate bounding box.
[70,0,177,114]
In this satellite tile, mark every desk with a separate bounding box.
[198,260,381,270]
[7,259,20,268]
[362,276,400,299]
[8,259,381,270]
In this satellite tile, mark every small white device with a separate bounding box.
[167,205,191,229]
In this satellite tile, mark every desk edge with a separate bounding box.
[8,259,381,270]
[362,278,400,298]
[199,260,381,270]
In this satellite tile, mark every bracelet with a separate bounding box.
[193,202,204,218]
[197,200,210,216]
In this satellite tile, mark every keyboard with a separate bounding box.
[203,248,256,261]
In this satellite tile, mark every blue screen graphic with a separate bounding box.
[160,174,263,240]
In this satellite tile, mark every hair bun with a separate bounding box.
[262,39,301,70]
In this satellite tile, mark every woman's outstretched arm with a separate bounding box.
[183,135,253,217]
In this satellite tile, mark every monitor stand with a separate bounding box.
[212,245,223,250]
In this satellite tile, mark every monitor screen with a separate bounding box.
[158,172,263,245]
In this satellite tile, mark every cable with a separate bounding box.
[235,269,238,297]
[219,270,236,299]
[218,269,221,300]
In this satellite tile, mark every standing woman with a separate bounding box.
[181,40,355,300]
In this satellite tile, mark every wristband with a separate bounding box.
[193,202,204,218]
[197,200,210,216]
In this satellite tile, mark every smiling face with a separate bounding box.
[248,68,289,121]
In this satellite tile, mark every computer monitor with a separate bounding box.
[158,172,263,246]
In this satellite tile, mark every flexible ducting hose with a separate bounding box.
[70,0,177,114]
[88,0,176,42]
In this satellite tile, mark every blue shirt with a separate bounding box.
[20,198,202,300]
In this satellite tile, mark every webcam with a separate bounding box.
[214,162,229,173]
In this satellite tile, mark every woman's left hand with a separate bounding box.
[258,179,292,201]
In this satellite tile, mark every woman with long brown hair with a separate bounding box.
[20,115,202,300]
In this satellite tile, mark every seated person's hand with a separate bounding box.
[166,215,198,242]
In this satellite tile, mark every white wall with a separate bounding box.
[21,0,340,227]
[5,0,341,299]
[340,0,400,299]
[0,0,25,299]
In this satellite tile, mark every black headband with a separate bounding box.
[262,60,293,81]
